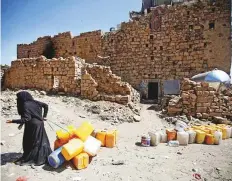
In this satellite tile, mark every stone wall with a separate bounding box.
[17,36,53,59]
[4,56,140,105]
[16,0,231,91]
[1,65,9,90]
[167,78,232,120]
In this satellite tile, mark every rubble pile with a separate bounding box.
[167,79,232,121]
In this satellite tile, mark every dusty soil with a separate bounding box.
[1,90,232,181]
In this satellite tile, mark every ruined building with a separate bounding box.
[5,0,231,102]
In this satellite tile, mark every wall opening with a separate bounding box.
[150,35,154,39]
[189,25,193,30]
[209,22,215,29]
[27,50,30,58]
[148,82,159,100]
[43,42,55,59]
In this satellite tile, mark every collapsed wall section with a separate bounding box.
[167,78,232,120]
[4,56,140,104]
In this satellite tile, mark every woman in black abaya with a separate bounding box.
[6,91,52,166]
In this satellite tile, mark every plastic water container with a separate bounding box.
[105,130,118,148]
[148,132,160,146]
[216,126,227,140]
[160,132,167,143]
[56,125,76,143]
[166,129,177,141]
[205,134,214,145]
[75,122,94,141]
[214,131,222,145]
[61,138,84,161]
[96,130,106,146]
[72,153,89,170]
[187,130,196,144]
[230,127,232,138]
[141,135,151,147]
[177,132,189,145]
[54,139,66,150]
[225,127,231,139]
[195,130,206,144]
[175,121,188,132]
[48,147,65,168]
[84,136,101,156]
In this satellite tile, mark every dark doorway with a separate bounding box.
[148,82,159,100]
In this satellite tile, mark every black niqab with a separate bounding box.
[17,91,34,116]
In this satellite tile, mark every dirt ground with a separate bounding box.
[1,90,232,181]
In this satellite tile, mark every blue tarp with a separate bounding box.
[191,69,231,84]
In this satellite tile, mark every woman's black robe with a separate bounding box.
[12,91,52,166]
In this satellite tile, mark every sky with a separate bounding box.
[1,0,141,65]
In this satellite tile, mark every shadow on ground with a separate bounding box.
[1,152,22,165]
[42,164,67,173]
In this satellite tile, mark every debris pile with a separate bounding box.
[167,79,232,121]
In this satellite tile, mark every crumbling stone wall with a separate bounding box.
[16,0,231,90]
[1,65,9,90]
[17,36,53,59]
[4,56,140,105]
[167,78,232,120]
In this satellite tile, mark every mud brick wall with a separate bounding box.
[17,36,53,59]
[16,0,231,89]
[4,56,81,93]
[167,78,232,120]
[52,32,73,58]
[73,30,102,63]
[4,56,140,104]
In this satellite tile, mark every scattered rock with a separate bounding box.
[79,114,86,118]
[177,152,182,155]
[72,177,82,181]
[1,140,6,145]
[192,168,198,172]
[88,105,101,114]
[40,91,47,95]
[112,160,125,165]
[133,115,141,122]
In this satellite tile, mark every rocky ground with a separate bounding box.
[1,90,232,181]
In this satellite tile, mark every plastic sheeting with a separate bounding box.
[163,80,180,95]
[191,69,231,84]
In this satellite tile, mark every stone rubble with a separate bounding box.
[167,78,232,122]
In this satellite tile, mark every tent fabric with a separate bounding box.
[191,70,230,83]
